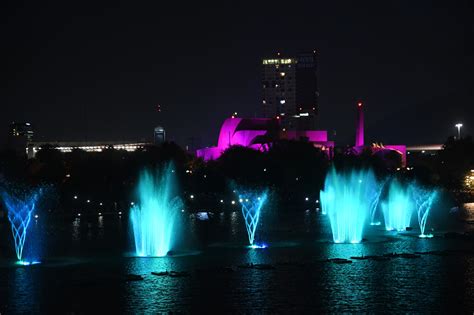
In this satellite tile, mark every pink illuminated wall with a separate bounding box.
[355,102,364,147]
[196,117,332,161]
[197,118,271,160]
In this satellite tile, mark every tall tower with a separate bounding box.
[355,102,364,147]
[261,51,318,130]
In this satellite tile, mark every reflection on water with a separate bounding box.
[72,218,80,241]
[0,209,474,312]
[8,267,40,313]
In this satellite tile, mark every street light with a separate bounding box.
[455,123,463,139]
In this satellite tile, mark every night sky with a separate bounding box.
[2,1,473,148]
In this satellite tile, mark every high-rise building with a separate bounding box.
[262,51,319,130]
[154,126,166,144]
[8,122,34,156]
[10,122,34,142]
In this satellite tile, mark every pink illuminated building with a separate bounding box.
[196,117,334,161]
[196,101,406,167]
[351,101,406,167]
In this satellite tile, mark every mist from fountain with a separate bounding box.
[410,184,438,238]
[130,165,183,257]
[381,179,414,231]
[236,190,268,247]
[320,168,379,243]
[1,187,44,263]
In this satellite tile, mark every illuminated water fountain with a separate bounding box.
[320,168,379,243]
[130,165,183,257]
[237,190,268,248]
[0,187,44,264]
[410,184,438,238]
[381,179,414,231]
[370,178,388,226]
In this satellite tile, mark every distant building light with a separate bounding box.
[190,195,194,199]
[280,100,286,104]
[220,199,224,203]
[231,200,236,205]
[262,58,295,65]
[300,113,309,117]
[280,72,286,77]
[262,100,266,104]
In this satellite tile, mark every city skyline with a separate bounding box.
[2,1,473,148]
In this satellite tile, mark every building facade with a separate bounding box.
[262,52,319,130]
[154,126,166,144]
[8,122,34,155]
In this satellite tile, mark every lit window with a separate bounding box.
[280,72,286,77]
[280,100,286,104]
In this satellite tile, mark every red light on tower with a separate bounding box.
[357,102,363,107]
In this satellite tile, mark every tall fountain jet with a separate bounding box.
[130,165,183,257]
[0,187,44,264]
[236,190,268,248]
[410,184,438,238]
[320,168,379,243]
[381,179,414,231]
[355,101,364,147]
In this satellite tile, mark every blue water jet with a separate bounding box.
[1,187,44,263]
[381,179,414,231]
[130,165,183,257]
[320,168,379,243]
[410,184,438,238]
[370,178,388,225]
[236,190,268,246]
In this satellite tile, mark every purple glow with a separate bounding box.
[196,117,332,161]
[355,101,364,147]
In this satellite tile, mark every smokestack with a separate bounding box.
[355,101,364,147]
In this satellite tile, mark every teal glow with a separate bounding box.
[381,179,414,231]
[237,190,268,246]
[320,168,378,243]
[1,188,43,261]
[410,184,438,237]
[248,243,268,249]
[370,178,388,225]
[130,165,183,257]
[16,260,41,266]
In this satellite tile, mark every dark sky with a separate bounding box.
[2,1,473,148]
